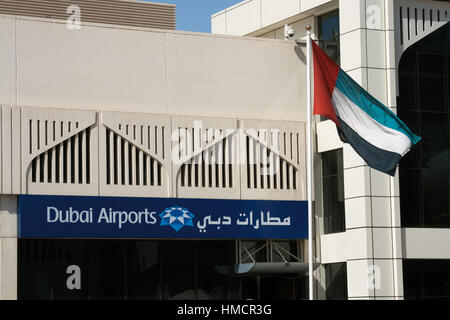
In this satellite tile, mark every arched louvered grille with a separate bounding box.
[105,127,163,187]
[399,3,448,45]
[172,116,240,199]
[21,107,98,195]
[99,112,171,197]
[245,130,301,191]
[15,108,307,199]
[240,120,306,201]
[178,127,234,189]
[395,0,450,68]
[31,126,91,185]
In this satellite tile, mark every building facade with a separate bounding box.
[0,0,314,300]
[212,0,450,300]
[0,0,449,301]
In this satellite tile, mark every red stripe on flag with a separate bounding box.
[312,41,341,127]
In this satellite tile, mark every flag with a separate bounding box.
[311,40,421,176]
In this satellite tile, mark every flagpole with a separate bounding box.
[305,24,314,301]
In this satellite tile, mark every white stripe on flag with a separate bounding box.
[332,87,412,156]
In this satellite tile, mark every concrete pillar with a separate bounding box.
[0,195,18,300]
[339,0,403,300]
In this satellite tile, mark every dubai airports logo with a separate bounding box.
[159,206,195,232]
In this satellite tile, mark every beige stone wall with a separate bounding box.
[0,14,306,122]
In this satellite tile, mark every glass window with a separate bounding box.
[196,241,233,300]
[324,262,347,300]
[126,241,161,299]
[18,239,236,300]
[87,241,126,300]
[398,23,450,228]
[322,149,345,234]
[271,241,300,263]
[240,240,267,263]
[403,260,450,299]
[318,10,340,64]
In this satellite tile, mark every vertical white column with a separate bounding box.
[0,195,17,300]
[339,0,404,300]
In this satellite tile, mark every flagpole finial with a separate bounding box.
[305,24,312,32]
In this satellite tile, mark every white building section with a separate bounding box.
[0,0,450,300]
[212,0,450,300]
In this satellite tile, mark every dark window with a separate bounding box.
[398,23,450,228]
[318,10,340,64]
[240,240,267,263]
[322,149,346,234]
[324,262,347,300]
[403,259,450,299]
[18,239,234,300]
[271,241,300,263]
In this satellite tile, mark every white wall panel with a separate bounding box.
[226,0,261,36]
[0,17,16,106]
[261,0,299,27]
[316,120,343,153]
[166,32,305,122]
[403,228,450,259]
[16,19,167,113]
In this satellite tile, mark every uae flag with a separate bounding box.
[312,41,421,176]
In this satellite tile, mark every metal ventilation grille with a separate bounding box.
[177,127,234,189]
[245,131,300,191]
[31,125,91,185]
[105,127,163,187]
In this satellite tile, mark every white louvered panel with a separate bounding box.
[67,137,72,183]
[116,135,122,185]
[74,133,80,184]
[172,115,240,199]
[58,143,63,183]
[49,147,55,183]
[1,106,12,194]
[43,151,48,183]
[217,129,223,188]
[81,130,87,184]
[131,144,136,186]
[35,156,40,183]
[11,107,21,194]
[224,134,230,189]
[21,106,98,195]
[100,111,171,198]
[273,130,281,189]
[195,128,202,187]
[138,149,144,186]
[240,119,306,201]
[123,139,129,185]
[395,0,450,68]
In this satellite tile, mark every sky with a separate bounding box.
[142,0,243,33]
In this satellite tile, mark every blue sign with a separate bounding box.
[18,195,308,239]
